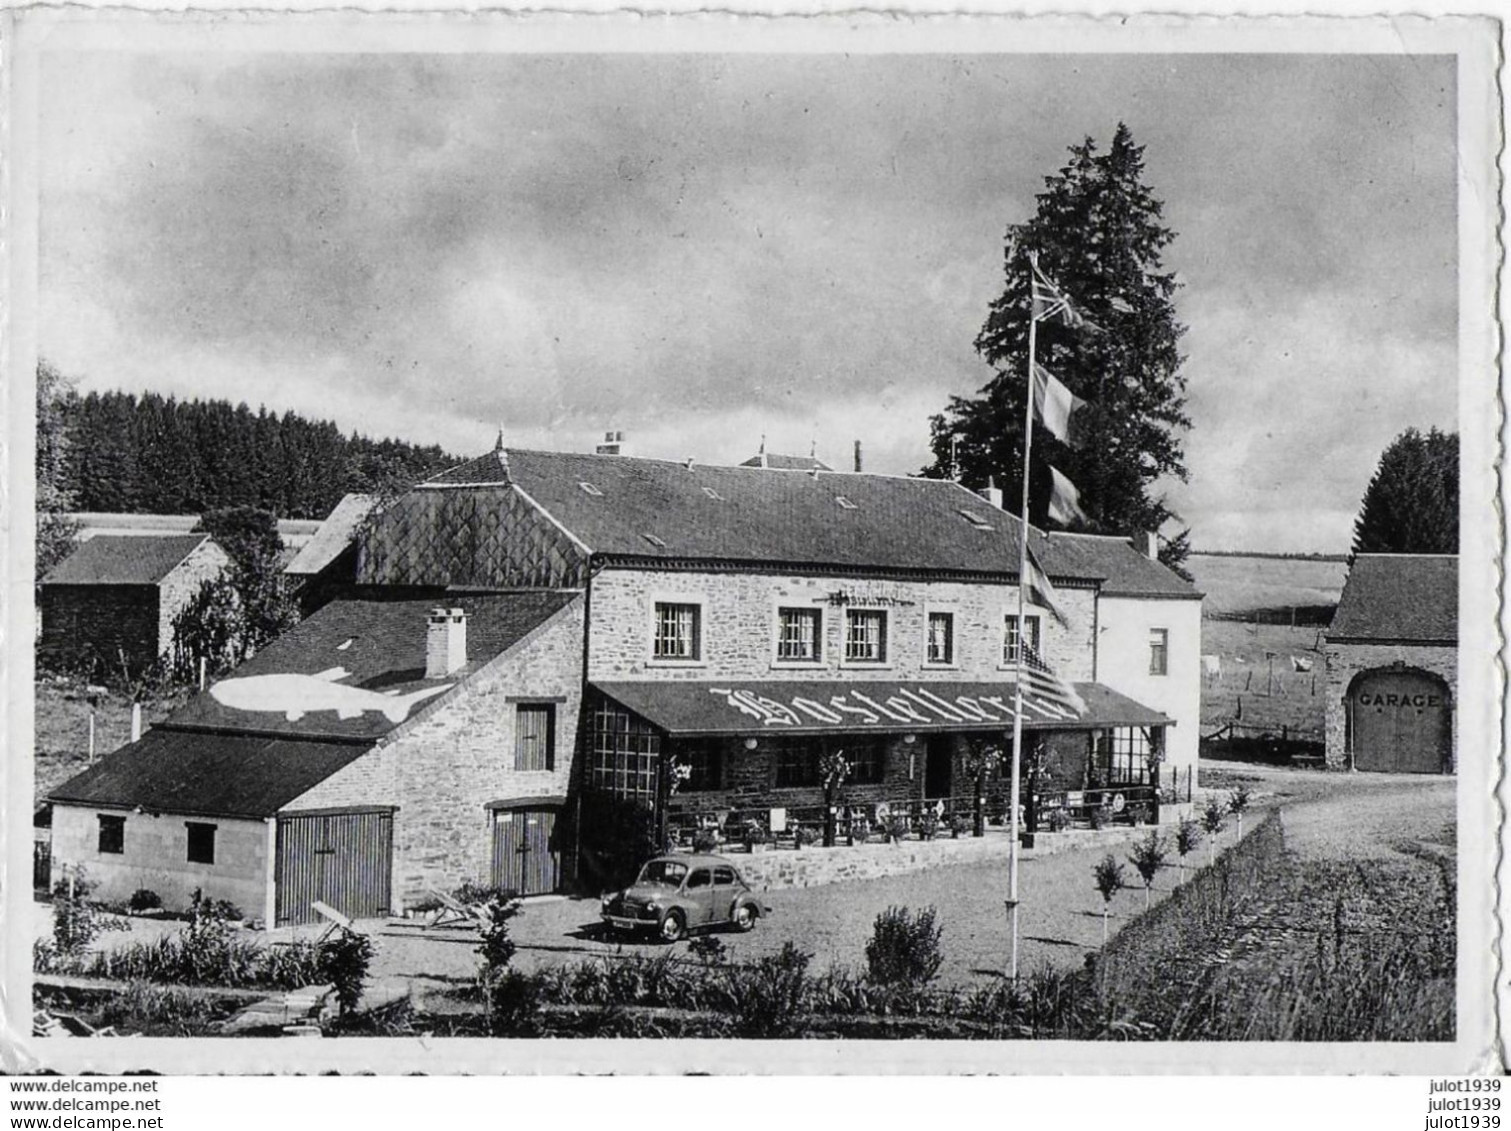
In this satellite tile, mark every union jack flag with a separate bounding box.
[1029,254,1092,329]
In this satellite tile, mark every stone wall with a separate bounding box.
[285,596,587,908]
[50,804,269,917]
[1323,640,1457,770]
[39,585,160,671]
[587,567,1097,683]
[156,539,232,655]
[728,823,1153,893]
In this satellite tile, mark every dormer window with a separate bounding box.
[835,496,857,510]
[578,482,603,497]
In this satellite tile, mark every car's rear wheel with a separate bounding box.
[732,903,758,932]
[659,910,687,943]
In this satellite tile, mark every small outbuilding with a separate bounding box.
[38,534,231,672]
[1323,553,1457,774]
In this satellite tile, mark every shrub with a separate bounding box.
[51,871,126,954]
[725,942,812,1038]
[689,934,727,966]
[692,829,721,854]
[793,823,819,848]
[1087,803,1112,830]
[1046,808,1070,833]
[488,969,543,1036]
[128,889,163,914]
[1201,795,1227,836]
[1127,832,1168,910]
[475,893,524,1032]
[865,906,944,987]
[318,930,375,1015]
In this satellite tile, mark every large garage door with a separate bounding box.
[1349,670,1452,774]
[491,806,561,896]
[276,808,394,925]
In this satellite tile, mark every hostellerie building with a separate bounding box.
[48,443,1202,924]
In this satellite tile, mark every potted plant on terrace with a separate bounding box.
[963,740,1005,838]
[818,749,851,849]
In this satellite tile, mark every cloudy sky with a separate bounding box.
[39,50,1457,552]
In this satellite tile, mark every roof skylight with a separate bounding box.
[835,496,857,510]
[959,509,993,530]
[642,533,667,548]
[702,486,724,501]
[578,482,603,497]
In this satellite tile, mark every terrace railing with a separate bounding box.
[665,777,1187,854]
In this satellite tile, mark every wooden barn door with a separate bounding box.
[491,808,560,896]
[276,809,393,925]
[1350,670,1452,774]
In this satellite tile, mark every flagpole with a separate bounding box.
[1007,254,1040,982]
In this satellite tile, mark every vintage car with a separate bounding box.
[601,853,766,942]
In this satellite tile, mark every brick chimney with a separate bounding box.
[976,477,1003,509]
[425,607,467,678]
[595,430,627,456]
[1135,531,1159,560]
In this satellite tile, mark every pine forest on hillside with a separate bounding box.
[55,387,460,519]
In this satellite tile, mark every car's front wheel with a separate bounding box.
[659,910,687,943]
[732,903,758,932]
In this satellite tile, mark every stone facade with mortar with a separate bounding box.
[586,567,1097,684]
[285,595,586,907]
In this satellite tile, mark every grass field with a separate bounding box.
[1199,620,1328,738]
[33,673,191,800]
[1187,554,1347,620]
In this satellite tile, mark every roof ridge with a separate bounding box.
[1353,552,1459,558]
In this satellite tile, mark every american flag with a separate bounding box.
[1017,641,1087,717]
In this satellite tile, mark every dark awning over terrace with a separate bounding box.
[591,679,1171,738]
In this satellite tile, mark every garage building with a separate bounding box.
[1323,553,1457,774]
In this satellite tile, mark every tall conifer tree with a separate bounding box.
[925,123,1192,575]
[1351,427,1458,556]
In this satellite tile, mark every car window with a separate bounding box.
[639,860,688,885]
[712,866,735,885]
[686,869,711,889]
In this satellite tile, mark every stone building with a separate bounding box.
[38,534,231,672]
[50,443,1203,921]
[364,446,1202,878]
[1323,554,1457,773]
[49,591,582,924]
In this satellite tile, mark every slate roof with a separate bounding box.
[1043,533,1202,600]
[42,534,218,586]
[284,494,378,577]
[424,449,1096,581]
[165,590,580,742]
[738,452,835,472]
[593,679,1172,737]
[48,730,371,819]
[1327,554,1457,643]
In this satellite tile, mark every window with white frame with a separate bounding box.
[1105,726,1153,784]
[776,607,822,662]
[1003,614,1042,664]
[926,612,955,665]
[844,609,888,663]
[652,602,701,660]
[1149,628,1169,676]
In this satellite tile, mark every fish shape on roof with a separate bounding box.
[208,666,453,724]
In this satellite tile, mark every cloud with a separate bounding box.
[38,51,1457,552]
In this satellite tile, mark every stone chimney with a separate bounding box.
[595,430,627,456]
[1135,531,1159,560]
[853,440,863,474]
[977,477,1003,509]
[425,607,467,679]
